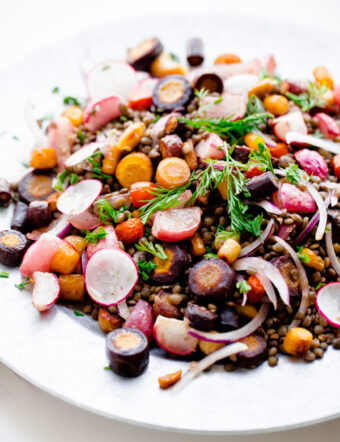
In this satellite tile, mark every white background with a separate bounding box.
[1,0,340,440]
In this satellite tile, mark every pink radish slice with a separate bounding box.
[294,149,328,180]
[315,283,340,328]
[273,112,307,142]
[139,76,158,92]
[152,207,202,242]
[64,142,106,168]
[223,74,258,95]
[150,190,193,223]
[57,179,102,216]
[20,234,64,277]
[86,224,119,259]
[69,209,99,230]
[153,315,198,356]
[259,54,276,74]
[272,183,316,213]
[86,60,138,102]
[47,117,74,171]
[200,92,247,121]
[195,133,225,160]
[314,113,340,139]
[137,71,150,82]
[27,214,72,241]
[85,248,138,306]
[32,271,60,312]
[124,300,154,342]
[84,96,121,132]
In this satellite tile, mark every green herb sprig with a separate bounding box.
[215,225,240,244]
[86,152,111,180]
[54,169,79,191]
[15,276,31,291]
[203,246,218,259]
[286,82,329,112]
[285,164,309,186]
[297,246,310,264]
[137,260,157,281]
[248,141,275,175]
[236,279,252,294]
[96,199,128,224]
[63,96,82,106]
[135,240,167,260]
[83,226,107,244]
[0,272,9,278]
[74,311,84,317]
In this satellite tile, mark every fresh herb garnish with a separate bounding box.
[325,226,331,233]
[40,114,54,122]
[313,128,325,139]
[102,65,111,71]
[74,311,84,317]
[169,52,179,62]
[286,82,329,112]
[77,130,86,144]
[297,246,310,264]
[63,96,81,106]
[54,170,79,191]
[137,260,157,281]
[247,95,265,115]
[0,272,9,278]
[215,225,239,244]
[315,282,325,290]
[258,68,281,84]
[91,105,100,116]
[179,112,272,143]
[236,279,252,294]
[135,240,167,260]
[103,366,111,370]
[52,86,60,94]
[284,163,309,186]
[22,162,29,168]
[15,276,31,290]
[248,141,275,175]
[194,88,209,100]
[83,226,107,244]
[86,152,111,180]
[203,246,218,259]
[96,199,127,224]
[12,135,19,141]
[152,115,161,124]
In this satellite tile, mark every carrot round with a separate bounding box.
[50,241,80,274]
[156,157,191,189]
[247,275,265,303]
[115,152,153,189]
[131,182,157,208]
[269,143,289,158]
[30,147,57,169]
[102,144,121,175]
[214,53,242,65]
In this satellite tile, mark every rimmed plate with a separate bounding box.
[0,12,340,435]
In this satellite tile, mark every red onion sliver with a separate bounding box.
[325,223,340,276]
[172,342,248,391]
[306,183,327,241]
[286,131,340,155]
[246,200,282,215]
[252,269,277,309]
[239,219,275,258]
[188,303,270,343]
[233,257,290,305]
[277,222,296,240]
[295,212,319,245]
[273,236,309,329]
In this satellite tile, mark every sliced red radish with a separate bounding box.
[273,112,307,142]
[84,96,121,132]
[20,234,64,277]
[153,315,198,356]
[27,214,72,241]
[139,76,158,93]
[86,60,138,102]
[32,271,60,312]
[85,248,138,306]
[86,224,119,259]
[200,92,247,121]
[195,133,225,160]
[314,113,340,139]
[272,183,316,213]
[260,54,276,74]
[152,207,202,242]
[223,74,258,95]
[64,142,106,168]
[294,148,328,180]
[69,209,100,230]
[315,283,340,328]
[286,132,340,155]
[128,86,153,111]
[47,117,74,171]
[57,179,102,216]
[124,299,154,342]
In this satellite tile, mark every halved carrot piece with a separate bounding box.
[30,147,57,169]
[50,241,80,274]
[269,142,289,158]
[115,152,153,189]
[156,157,191,189]
[214,53,242,65]
[102,144,121,175]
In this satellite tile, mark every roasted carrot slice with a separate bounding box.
[156,157,191,189]
[115,152,153,189]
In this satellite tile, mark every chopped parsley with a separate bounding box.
[286,82,329,112]
[236,279,252,294]
[74,311,84,317]
[203,246,218,259]
[83,226,107,244]
[0,272,9,278]
[77,130,86,144]
[86,152,111,180]
[12,135,19,141]
[285,164,309,186]
[297,246,310,264]
[152,115,162,124]
[248,141,275,175]
[15,276,31,291]
[258,67,282,84]
[315,282,325,291]
[137,260,157,281]
[63,96,81,106]
[215,225,240,244]
[96,199,128,224]
[135,240,167,260]
[52,86,60,94]
[103,366,111,370]
[102,65,111,71]
[22,162,29,168]
[247,95,265,115]
[54,170,79,191]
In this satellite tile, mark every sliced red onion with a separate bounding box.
[172,342,248,391]
[246,200,283,215]
[252,269,278,309]
[64,142,106,168]
[325,223,340,276]
[116,299,130,320]
[315,282,340,328]
[252,129,278,147]
[273,236,309,329]
[286,132,340,155]
[273,168,286,177]
[306,183,327,241]
[296,212,319,245]
[24,98,48,146]
[27,214,72,241]
[277,222,296,240]
[57,179,102,216]
[233,257,290,305]
[239,219,275,258]
[188,303,270,343]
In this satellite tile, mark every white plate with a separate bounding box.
[0,12,340,435]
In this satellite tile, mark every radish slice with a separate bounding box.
[273,112,307,142]
[27,214,72,241]
[152,207,202,242]
[123,299,154,342]
[306,183,327,240]
[233,257,290,305]
[84,96,121,132]
[223,74,258,95]
[314,113,340,139]
[69,209,99,230]
[117,299,130,320]
[85,248,138,306]
[86,60,138,102]
[200,92,247,121]
[286,132,340,154]
[57,179,102,216]
[273,236,310,329]
[32,271,60,312]
[139,76,158,92]
[294,149,328,180]
[325,223,340,276]
[153,315,198,356]
[64,142,106,168]
[20,234,64,277]
[47,117,74,171]
[173,342,248,391]
[315,282,340,328]
[239,219,274,258]
[24,98,48,146]
[188,303,270,343]
[195,133,225,160]
[86,224,119,259]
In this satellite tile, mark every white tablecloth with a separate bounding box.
[1,0,340,440]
